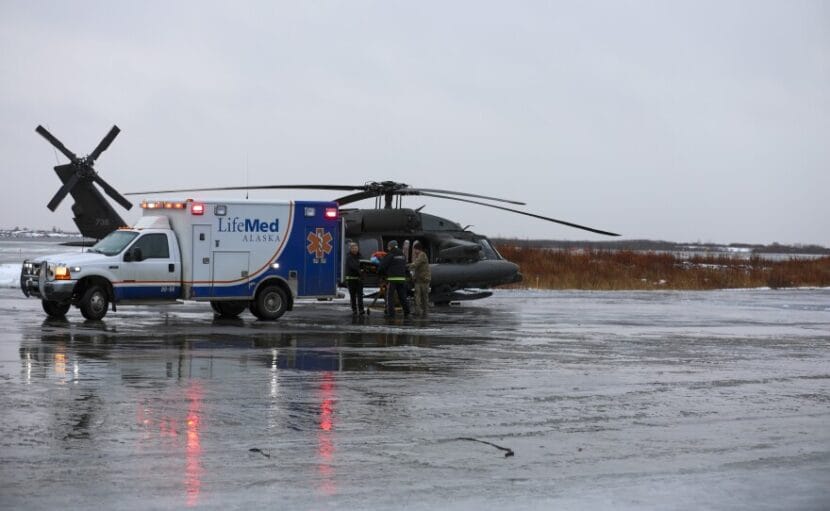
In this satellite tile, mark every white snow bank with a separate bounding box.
[0,264,19,288]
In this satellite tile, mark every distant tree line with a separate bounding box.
[492,238,830,255]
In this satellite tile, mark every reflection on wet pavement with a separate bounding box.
[0,289,829,510]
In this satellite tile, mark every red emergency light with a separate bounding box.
[191,203,205,215]
[324,207,338,219]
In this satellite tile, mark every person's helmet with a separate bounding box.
[387,240,398,249]
[412,240,422,249]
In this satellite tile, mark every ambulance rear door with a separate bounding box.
[300,217,340,297]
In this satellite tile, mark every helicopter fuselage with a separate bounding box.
[342,208,522,302]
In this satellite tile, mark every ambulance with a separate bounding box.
[20,199,343,321]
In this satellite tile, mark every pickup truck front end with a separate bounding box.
[21,260,79,302]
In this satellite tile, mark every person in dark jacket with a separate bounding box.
[377,240,411,318]
[344,242,365,315]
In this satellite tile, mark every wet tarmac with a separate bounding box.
[0,287,828,510]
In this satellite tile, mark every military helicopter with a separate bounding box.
[34,125,133,241]
[125,181,620,303]
[35,125,620,303]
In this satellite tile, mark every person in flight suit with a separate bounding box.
[344,242,365,315]
[408,240,431,317]
[378,240,411,318]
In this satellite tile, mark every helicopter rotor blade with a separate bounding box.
[92,174,133,210]
[419,192,620,236]
[125,184,363,196]
[87,125,121,162]
[35,125,78,162]
[47,172,81,211]
[407,188,525,205]
[334,190,382,206]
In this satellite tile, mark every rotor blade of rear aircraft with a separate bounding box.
[92,174,134,210]
[87,125,120,162]
[47,172,81,211]
[408,188,525,206]
[419,192,621,236]
[125,184,363,195]
[35,125,78,162]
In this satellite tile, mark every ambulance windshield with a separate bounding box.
[88,231,139,256]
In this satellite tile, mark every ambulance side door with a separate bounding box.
[122,232,181,299]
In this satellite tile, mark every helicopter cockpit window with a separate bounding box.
[478,239,500,260]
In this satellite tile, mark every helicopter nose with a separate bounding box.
[495,261,521,285]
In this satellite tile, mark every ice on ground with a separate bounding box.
[0,287,829,510]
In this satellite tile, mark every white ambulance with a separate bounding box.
[20,198,343,320]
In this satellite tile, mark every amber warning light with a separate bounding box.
[141,201,187,210]
[324,207,338,219]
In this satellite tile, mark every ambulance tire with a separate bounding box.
[252,286,287,320]
[211,301,247,319]
[79,285,109,321]
[42,299,71,318]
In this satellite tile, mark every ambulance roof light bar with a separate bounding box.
[141,200,188,210]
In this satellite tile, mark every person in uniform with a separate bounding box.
[344,242,365,315]
[378,240,411,318]
[408,241,431,317]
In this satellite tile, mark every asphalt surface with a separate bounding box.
[0,287,828,510]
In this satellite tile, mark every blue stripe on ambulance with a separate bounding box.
[114,285,182,300]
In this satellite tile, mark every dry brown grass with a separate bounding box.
[495,245,830,290]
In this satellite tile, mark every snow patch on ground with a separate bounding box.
[0,264,18,288]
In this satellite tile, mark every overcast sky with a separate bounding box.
[1,1,827,245]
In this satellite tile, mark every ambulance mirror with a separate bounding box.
[129,247,144,262]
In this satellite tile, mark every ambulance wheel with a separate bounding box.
[42,300,71,318]
[80,285,109,320]
[253,286,287,320]
[211,300,247,318]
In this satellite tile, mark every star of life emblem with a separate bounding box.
[307,227,333,263]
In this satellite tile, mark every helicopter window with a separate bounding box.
[478,239,500,260]
[359,238,379,257]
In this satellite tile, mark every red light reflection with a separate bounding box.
[185,383,203,507]
[134,381,205,507]
[317,372,336,496]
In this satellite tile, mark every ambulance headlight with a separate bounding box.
[23,261,33,273]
